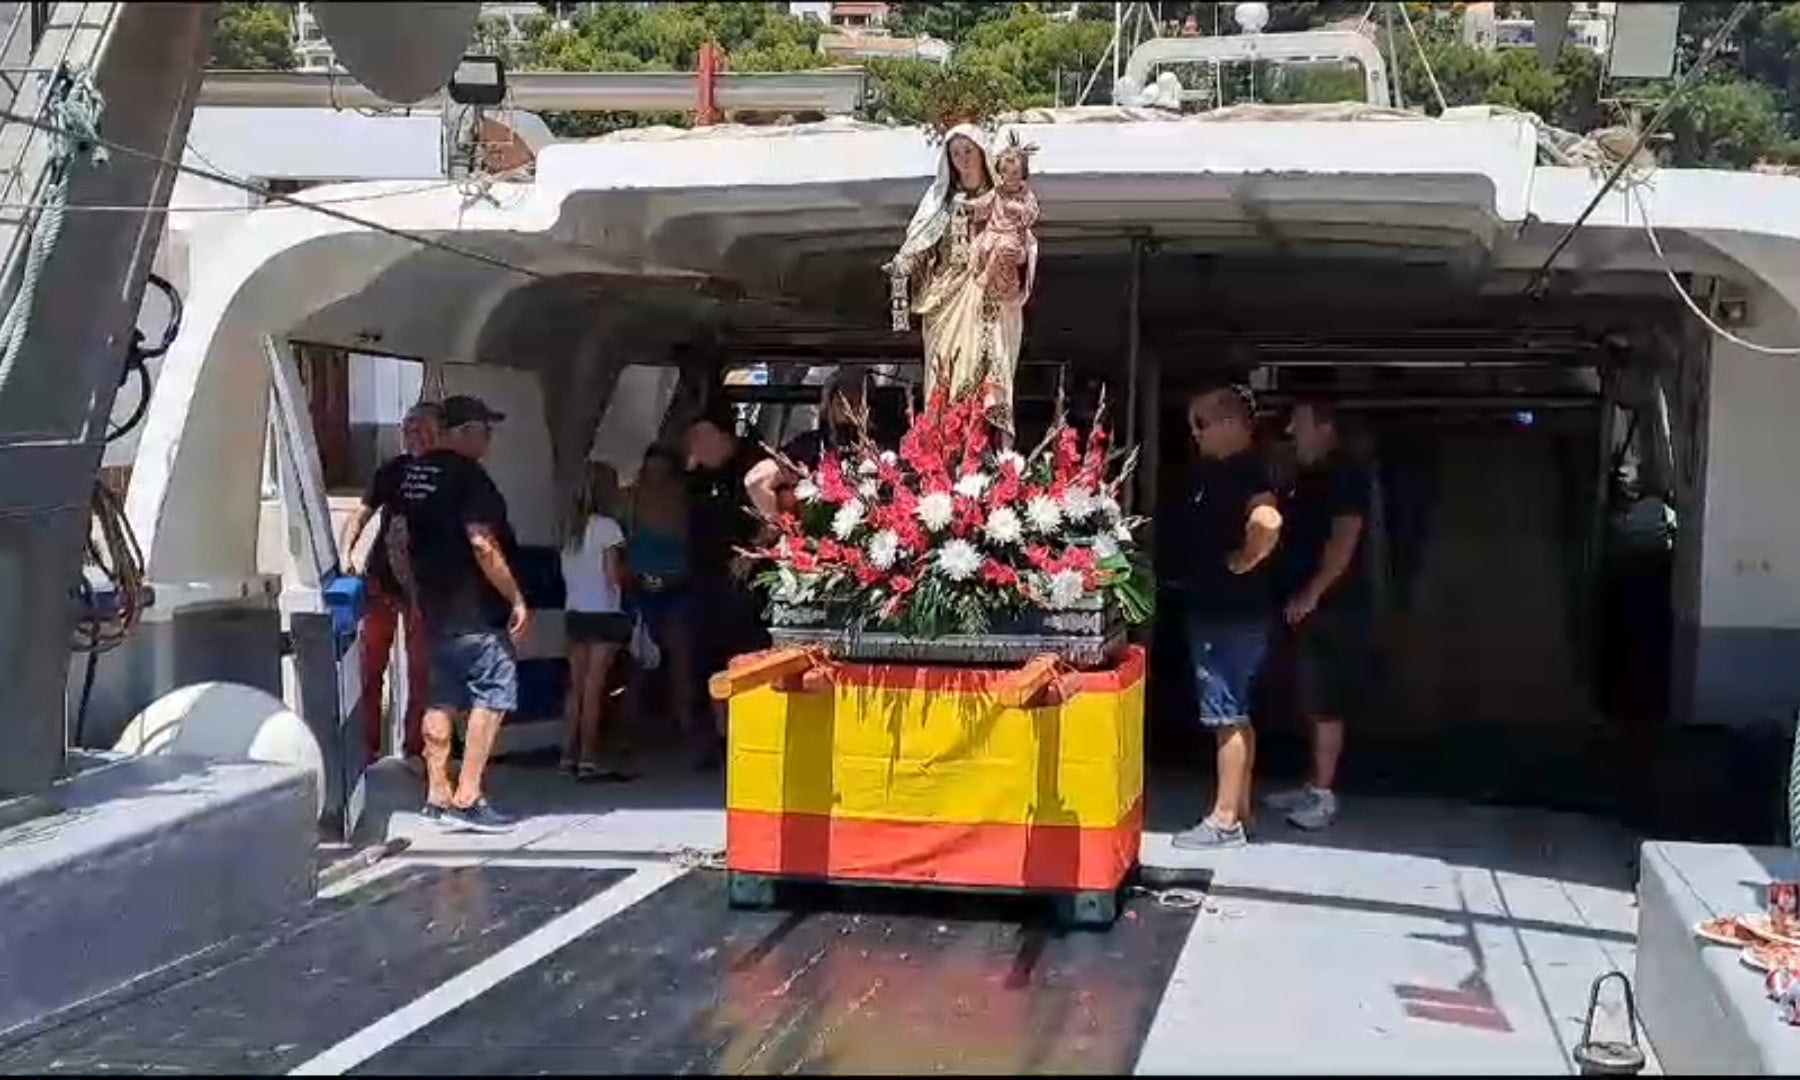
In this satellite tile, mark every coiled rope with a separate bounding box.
[0,66,107,391]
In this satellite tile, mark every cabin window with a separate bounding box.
[293,342,424,495]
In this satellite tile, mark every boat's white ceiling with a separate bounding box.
[255,111,1800,371]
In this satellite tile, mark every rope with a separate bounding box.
[1522,0,1753,298]
[1629,184,1800,357]
[1791,718,1800,849]
[1393,1,1448,115]
[0,67,107,391]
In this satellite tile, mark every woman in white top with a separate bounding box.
[558,462,631,780]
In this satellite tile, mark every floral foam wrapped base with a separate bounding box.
[768,596,1125,668]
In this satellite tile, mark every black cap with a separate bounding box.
[439,394,505,428]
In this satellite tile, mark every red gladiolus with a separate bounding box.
[981,561,1019,587]
[891,574,916,595]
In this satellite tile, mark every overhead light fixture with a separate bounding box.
[447,54,507,107]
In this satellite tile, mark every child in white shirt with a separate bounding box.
[558,462,631,780]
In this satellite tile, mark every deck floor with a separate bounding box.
[0,759,1655,1075]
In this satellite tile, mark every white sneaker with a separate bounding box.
[1286,788,1339,830]
[1263,786,1318,813]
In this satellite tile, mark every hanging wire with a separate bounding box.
[1631,185,1800,357]
[1393,1,1448,115]
[1521,1,1754,298]
[0,180,482,214]
[0,101,551,283]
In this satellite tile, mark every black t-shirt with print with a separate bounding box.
[386,449,519,633]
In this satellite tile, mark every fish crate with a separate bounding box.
[710,645,1145,929]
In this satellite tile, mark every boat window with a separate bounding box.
[293,342,425,495]
[587,364,681,486]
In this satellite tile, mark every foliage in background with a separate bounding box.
[201,1,1800,169]
[208,1,296,71]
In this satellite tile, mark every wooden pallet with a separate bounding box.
[724,869,1126,930]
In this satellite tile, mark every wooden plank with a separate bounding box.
[708,647,816,701]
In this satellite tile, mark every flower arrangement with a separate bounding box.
[746,387,1155,641]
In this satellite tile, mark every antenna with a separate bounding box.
[1079,1,1162,108]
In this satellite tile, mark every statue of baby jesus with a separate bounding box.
[972,136,1039,304]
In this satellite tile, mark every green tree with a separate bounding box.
[208,1,295,71]
[889,1,1016,42]
[1661,78,1784,169]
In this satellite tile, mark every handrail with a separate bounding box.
[197,68,870,117]
[1119,31,1391,107]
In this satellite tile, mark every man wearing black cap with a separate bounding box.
[385,394,530,832]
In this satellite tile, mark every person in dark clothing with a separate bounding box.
[1262,399,1373,831]
[340,401,439,767]
[386,394,530,833]
[1170,384,1283,851]
[684,408,769,768]
[744,371,867,519]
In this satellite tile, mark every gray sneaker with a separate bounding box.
[1262,786,1317,813]
[1287,788,1338,830]
[441,799,514,834]
[1171,817,1248,850]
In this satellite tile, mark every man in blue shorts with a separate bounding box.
[1171,384,1284,851]
[386,394,531,833]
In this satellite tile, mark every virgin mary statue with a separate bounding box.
[885,123,1036,441]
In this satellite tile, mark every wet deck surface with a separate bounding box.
[0,865,625,1074]
[358,873,1192,1075]
[0,861,1191,1076]
[0,759,1656,1075]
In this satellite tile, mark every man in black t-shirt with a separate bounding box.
[745,371,868,519]
[685,408,768,769]
[341,401,439,766]
[387,394,530,833]
[1170,384,1284,852]
[1262,399,1373,832]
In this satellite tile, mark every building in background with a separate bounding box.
[818,29,951,66]
[785,1,832,23]
[829,2,890,31]
[1467,1,1616,58]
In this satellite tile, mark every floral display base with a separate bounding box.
[767,598,1126,668]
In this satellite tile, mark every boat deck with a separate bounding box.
[0,760,1655,1075]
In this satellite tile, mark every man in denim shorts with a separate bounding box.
[386,395,531,833]
[1171,385,1283,851]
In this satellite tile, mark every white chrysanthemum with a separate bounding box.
[831,499,866,540]
[880,450,898,466]
[774,568,812,604]
[1093,533,1120,561]
[1045,568,1087,609]
[1025,494,1063,534]
[1097,493,1122,521]
[984,506,1023,546]
[795,478,821,503]
[866,529,900,571]
[1061,486,1098,521]
[916,491,956,532]
[936,539,982,582]
[857,480,879,500]
[954,472,990,499]
[997,450,1026,473]
[857,458,879,477]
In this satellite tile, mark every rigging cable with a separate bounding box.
[0,100,551,284]
[1521,0,1753,299]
